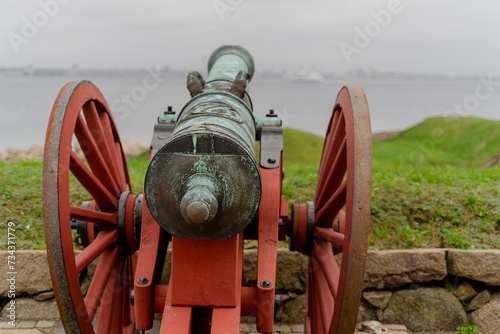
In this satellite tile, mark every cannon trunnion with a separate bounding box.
[42,45,372,334]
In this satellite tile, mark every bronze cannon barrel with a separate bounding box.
[144,46,261,240]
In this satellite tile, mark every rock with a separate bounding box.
[27,146,44,160]
[291,324,305,332]
[6,147,26,156]
[0,298,59,321]
[276,293,292,304]
[453,281,477,301]
[36,320,56,328]
[0,251,53,297]
[1,147,28,161]
[15,320,36,328]
[382,287,466,331]
[362,290,392,309]
[470,292,500,333]
[382,324,408,332]
[364,249,447,289]
[160,249,172,284]
[361,320,382,334]
[274,294,305,324]
[468,289,492,311]
[275,250,308,292]
[243,249,308,293]
[34,291,55,301]
[86,258,98,278]
[121,141,147,158]
[80,277,91,296]
[357,301,377,323]
[447,249,500,286]
[273,323,292,332]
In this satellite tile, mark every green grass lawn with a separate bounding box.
[1,117,499,250]
[373,117,500,169]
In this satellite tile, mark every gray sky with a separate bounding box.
[1,0,500,76]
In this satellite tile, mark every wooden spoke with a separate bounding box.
[314,227,345,247]
[315,181,347,225]
[313,240,340,298]
[99,113,127,190]
[84,245,120,320]
[322,113,345,172]
[317,110,341,182]
[69,152,118,211]
[109,258,124,333]
[96,255,123,333]
[315,138,347,210]
[121,257,132,327]
[75,230,118,273]
[114,141,130,191]
[317,111,345,184]
[75,114,120,197]
[82,101,124,190]
[70,206,118,226]
[311,273,321,334]
[313,260,334,334]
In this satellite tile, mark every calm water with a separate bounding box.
[1,75,499,150]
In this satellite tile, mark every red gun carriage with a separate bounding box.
[43,46,372,333]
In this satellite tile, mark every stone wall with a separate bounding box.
[1,249,499,332]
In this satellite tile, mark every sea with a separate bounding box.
[1,75,499,151]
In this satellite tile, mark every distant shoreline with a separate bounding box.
[0,131,403,162]
[0,142,148,162]
[0,66,496,82]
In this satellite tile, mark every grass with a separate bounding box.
[370,165,500,249]
[373,117,500,169]
[370,117,500,249]
[456,324,482,334]
[1,117,500,250]
[0,160,44,249]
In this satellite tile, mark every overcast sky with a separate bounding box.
[1,0,500,76]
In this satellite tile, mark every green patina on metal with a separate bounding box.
[255,117,282,140]
[158,113,178,124]
[207,46,254,79]
[144,45,262,240]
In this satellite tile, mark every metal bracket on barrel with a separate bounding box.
[150,114,177,158]
[259,125,283,169]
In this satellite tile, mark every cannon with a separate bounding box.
[42,45,372,334]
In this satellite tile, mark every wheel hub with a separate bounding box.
[288,201,315,255]
[71,192,143,253]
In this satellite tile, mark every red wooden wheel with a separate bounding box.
[289,86,372,334]
[43,81,138,333]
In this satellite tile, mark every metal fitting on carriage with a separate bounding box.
[266,109,278,118]
[260,280,272,288]
[137,277,148,285]
[163,106,175,115]
[130,290,135,306]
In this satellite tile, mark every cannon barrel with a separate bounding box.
[144,45,261,240]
